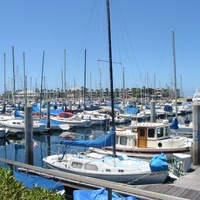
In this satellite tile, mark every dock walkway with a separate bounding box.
[136,165,200,199]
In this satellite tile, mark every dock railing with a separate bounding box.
[0,157,188,200]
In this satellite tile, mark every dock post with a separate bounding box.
[150,100,156,122]
[193,100,200,164]
[69,100,72,110]
[107,188,112,200]
[47,101,50,129]
[25,102,33,165]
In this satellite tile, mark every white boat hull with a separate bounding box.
[43,153,168,185]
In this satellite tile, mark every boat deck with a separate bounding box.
[135,165,200,199]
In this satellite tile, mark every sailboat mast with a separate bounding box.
[4,53,6,104]
[172,31,178,118]
[40,51,45,118]
[64,49,67,101]
[23,52,27,108]
[84,49,86,107]
[12,46,16,106]
[106,0,116,156]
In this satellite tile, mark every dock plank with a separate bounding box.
[136,166,200,199]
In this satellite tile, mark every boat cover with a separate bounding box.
[150,153,168,171]
[170,118,179,130]
[0,105,6,114]
[14,108,24,118]
[32,104,41,113]
[73,188,138,200]
[14,172,64,191]
[60,128,115,148]
[125,106,140,114]
[164,105,172,112]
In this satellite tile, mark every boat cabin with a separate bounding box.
[116,122,171,149]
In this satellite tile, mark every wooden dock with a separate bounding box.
[136,165,200,199]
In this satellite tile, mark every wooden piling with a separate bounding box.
[150,100,156,122]
[192,100,200,164]
[25,102,33,165]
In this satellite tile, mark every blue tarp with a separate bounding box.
[60,128,115,148]
[149,153,168,171]
[125,106,140,114]
[32,104,41,113]
[14,172,64,191]
[164,105,172,112]
[43,108,64,115]
[39,119,62,125]
[170,118,179,130]
[73,188,138,200]
[0,105,6,114]
[14,108,24,118]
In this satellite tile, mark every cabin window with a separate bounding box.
[118,170,124,172]
[106,169,111,172]
[132,128,137,132]
[139,129,145,137]
[116,136,119,144]
[72,162,83,169]
[148,128,155,138]
[120,136,127,145]
[157,128,164,138]
[165,127,169,136]
[84,164,98,171]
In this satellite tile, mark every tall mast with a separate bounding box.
[84,49,87,107]
[64,49,67,101]
[40,51,45,118]
[123,67,125,108]
[23,52,27,107]
[4,53,6,104]
[172,31,178,118]
[12,46,16,106]
[106,0,116,156]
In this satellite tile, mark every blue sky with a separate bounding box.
[0,0,199,97]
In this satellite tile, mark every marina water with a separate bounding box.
[0,113,192,169]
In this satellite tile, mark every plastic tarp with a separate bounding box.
[73,188,138,200]
[14,108,24,118]
[0,105,5,114]
[125,106,140,114]
[14,172,64,191]
[145,105,150,109]
[164,105,172,112]
[60,128,115,148]
[149,153,168,171]
[39,119,62,125]
[32,104,41,113]
[170,118,179,130]
[43,108,64,115]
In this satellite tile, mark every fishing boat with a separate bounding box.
[43,0,168,185]
[100,119,192,161]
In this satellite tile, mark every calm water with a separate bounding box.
[0,113,192,169]
[0,125,108,169]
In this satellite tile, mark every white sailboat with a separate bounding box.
[42,0,168,185]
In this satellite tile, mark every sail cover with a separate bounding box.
[14,108,24,118]
[60,128,115,148]
[170,117,179,130]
